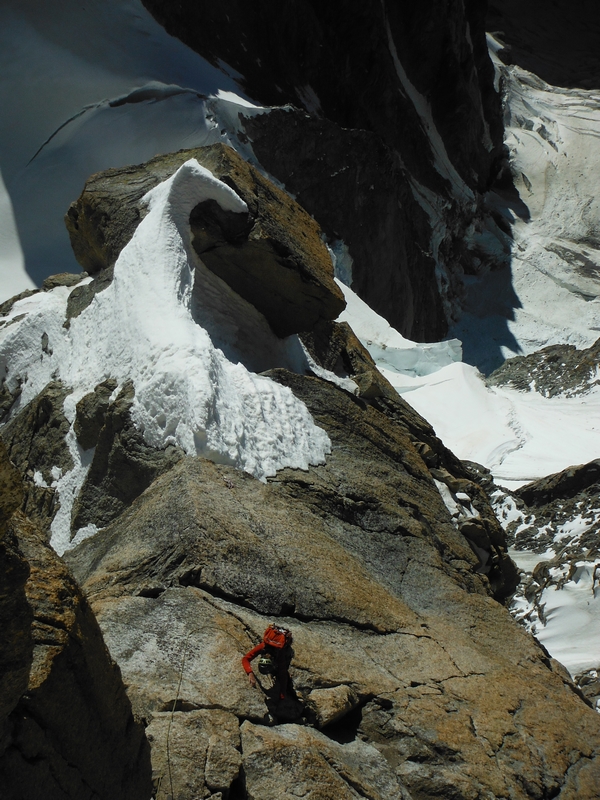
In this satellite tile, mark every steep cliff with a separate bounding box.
[141,0,508,341]
[488,0,600,89]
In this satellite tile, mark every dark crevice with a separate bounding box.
[185,580,401,636]
[320,695,373,745]
[227,767,248,800]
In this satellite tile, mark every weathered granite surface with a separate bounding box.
[65,370,600,799]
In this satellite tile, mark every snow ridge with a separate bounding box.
[0,160,331,553]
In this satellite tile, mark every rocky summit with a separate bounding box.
[1,1,600,799]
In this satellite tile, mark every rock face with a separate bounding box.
[243,110,446,341]
[142,0,503,191]
[0,445,32,757]
[0,443,152,799]
[1,381,72,535]
[66,142,345,337]
[141,0,507,341]
[70,380,184,532]
[64,364,600,799]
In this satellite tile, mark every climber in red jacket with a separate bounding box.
[242,624,293,700]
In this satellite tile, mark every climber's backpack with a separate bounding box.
[263,624,292,650]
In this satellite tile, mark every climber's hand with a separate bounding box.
[248,672,257,688]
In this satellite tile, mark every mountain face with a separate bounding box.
[1,143,599,798]
[141,0,508,342]
[1,1,600,799]
[488,0,600,89]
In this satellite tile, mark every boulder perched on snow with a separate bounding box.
[65,142,345,337]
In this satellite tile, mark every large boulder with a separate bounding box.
[65,142,345,337]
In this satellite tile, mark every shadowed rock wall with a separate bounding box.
[142,0,506,341]
[488,0,600,89]
[0,443,152,800]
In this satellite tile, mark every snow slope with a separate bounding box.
[0,161,330,554]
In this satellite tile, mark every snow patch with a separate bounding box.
[336,280,462,378]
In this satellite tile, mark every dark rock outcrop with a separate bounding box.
[488,0,600,89]
[64,266,113,326]
[0,445,32,757]
[1,382,73,536]
[0,442,152,800]
[517,459,600,509]
[487,337,600,397]
[66,142,345,337]
[141,0,506,340]
[71,381,184,533]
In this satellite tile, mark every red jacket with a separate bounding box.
[242,642,292,697]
